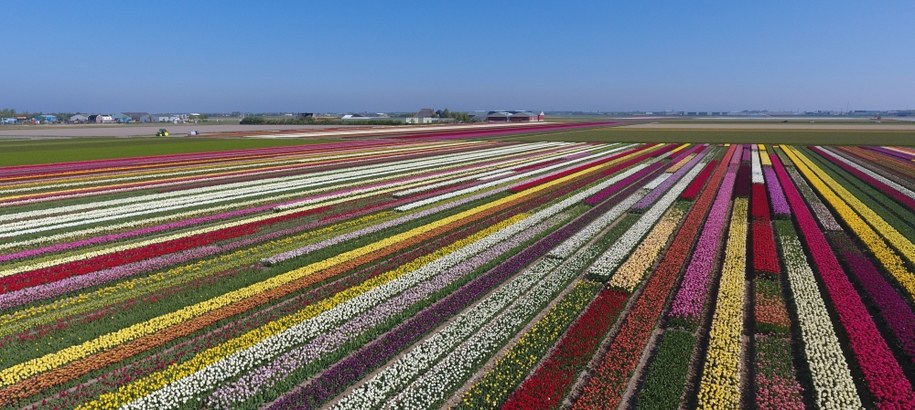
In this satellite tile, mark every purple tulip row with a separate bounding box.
[827,232,915,364]
[667,147,741,320]
[631,147,708,211]
[263,189,497,265]
[762,167,790,216]
[584,161,665,206]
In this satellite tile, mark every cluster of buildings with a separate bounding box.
[336,109,545,124]
[1,112,192,125]
[481,110,545,122]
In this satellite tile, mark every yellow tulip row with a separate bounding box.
[78,215,524,409]
[0,149,618,388]
[608,206,685,292]
[667,153,697,173]
[697,198,748,410]
[758,144,772,167]
[789,146,915,265]
[0,211,390,333]
[782,146,915,299]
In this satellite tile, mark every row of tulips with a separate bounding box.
[263,159,654,409]
[386,239,605,409]
[85,215,529,410]
[1,141,557,237]
[680,159,717,200]
[503,286,629,409]
[696,198,748,409]
[206,213,561,409]
[571,145,738,409]
[751,144,764,183]
[784,146,915,298]
[772,220,862,409]
[772,149,915,408]
[667,146,740,322]
[590,154,708,281]
[329,157,664,409]
[459,280,602,408]
[607,203,686,291]
[64,165,610,407]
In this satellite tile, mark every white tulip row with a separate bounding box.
[778,225,862,409]
[0,155,315,195]
[1,149,528,247]
[284,145,555,207]
[388,245,598,409]
[591,158,706,280]
[395,144,635,211]
[817,146,915,200]
[751,144,764,183]
[3,168,484,276]
[0,141,469,198]
[333,257,562,410]
[642,173,670,190]
[124,167,631,409]
[390,144,599,196]
[785,167,844,232]
[1,142,559,235]
[547,164,652,258]
[2,142,546,225]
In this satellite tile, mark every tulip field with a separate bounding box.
[0,136,914,409]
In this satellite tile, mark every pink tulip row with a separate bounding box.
[667,145,741,320]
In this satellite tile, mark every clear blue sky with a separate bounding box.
[2,1,913,113]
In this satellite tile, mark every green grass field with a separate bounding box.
[0,137,336,166]
[504,126,915,146]
[2,125,912,167]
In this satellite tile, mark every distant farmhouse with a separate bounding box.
[485,110,545,122]
[157,114,187,124]
[88,114,115,124]
[32,114,58,124]
[69,114,89,123]
[405,108,437,124]
[341,113,391,121]
[123,112,154,123]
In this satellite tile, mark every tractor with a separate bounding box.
[156,128,169,137]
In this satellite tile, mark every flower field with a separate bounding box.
[0,137,913,409]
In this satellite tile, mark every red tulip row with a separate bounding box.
[0,206,328,294]
[679,160,717,200]
[501,289,628,409]
[510,144,651,192]
[752,220,780,275]
[751,184,771,220]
